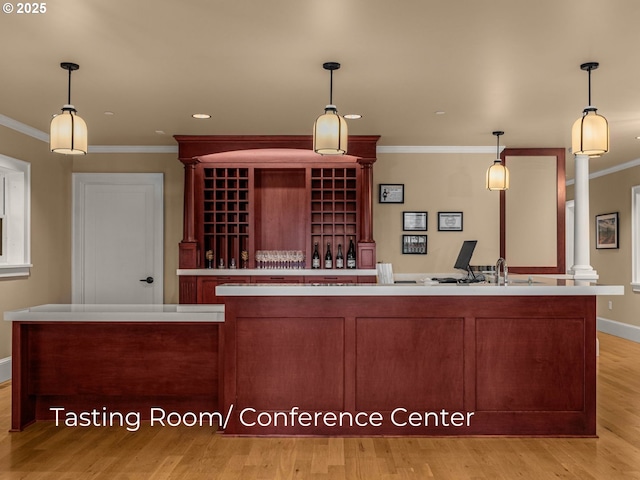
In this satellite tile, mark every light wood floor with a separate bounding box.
[1,332,640,479]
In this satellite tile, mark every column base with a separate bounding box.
[569,265,599,280]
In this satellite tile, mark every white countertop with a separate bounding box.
[177,268,377,276]
[216,277,624,297]
[4,304,225,322]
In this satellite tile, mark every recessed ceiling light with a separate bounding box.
[104,111,115,116]
[155,130,166,135]
[435,111,446,115]
[192,113,211,119]
[636,136,640,140]
[344,114,362,120]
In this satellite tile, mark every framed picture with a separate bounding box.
[595,212,619,249]
[403,211,427,231]
[438,211,463,231]
[402,235,427,254]
[379,184,404,203]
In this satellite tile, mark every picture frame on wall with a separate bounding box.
[402,235,427,254]
[438,211,463,231]
[403,211,427,231]
[595,212,619,249]
[379,184,404,204]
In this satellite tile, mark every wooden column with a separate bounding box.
[179,157,199,269]
[357,157,376,268]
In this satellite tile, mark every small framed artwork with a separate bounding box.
[595,212,619,249]
[402,235,427,254]
[438,211,463,231]
[379,184,404,204]
[403,211,428,231]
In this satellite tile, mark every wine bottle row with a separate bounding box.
[312,237,357,269]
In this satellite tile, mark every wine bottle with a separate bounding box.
[325,242,333,269]
[336,244,344,269]
[312,242,320,269]
[347,237,356,269]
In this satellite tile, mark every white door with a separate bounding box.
[72,173,164,304]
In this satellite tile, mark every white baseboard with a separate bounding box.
[597,317,640,344]
[0,356,11,383]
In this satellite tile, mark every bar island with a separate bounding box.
[5,280,623,436]
[217,279,623,436]
[6,304,224,432]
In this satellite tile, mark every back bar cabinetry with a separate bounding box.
[176,135,380,303]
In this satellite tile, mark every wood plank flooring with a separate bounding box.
[1,332,640,479]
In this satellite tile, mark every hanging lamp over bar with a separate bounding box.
[313,62,348,155]
[50,62,88,155]
[571,62,609,157]
[486,131,509,191]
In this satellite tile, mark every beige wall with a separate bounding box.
[373,153,501,273]
[72,153,184,304]
[585,167,640,328]
[0,127,73,359]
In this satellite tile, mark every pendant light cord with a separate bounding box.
[67,68,72,105]
[329,69,334,105]
[587,68,592,106]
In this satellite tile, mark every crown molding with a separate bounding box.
[376,145,499,154]
[88,145,178,154]
[565,156,640,185]
[0,114,49,142]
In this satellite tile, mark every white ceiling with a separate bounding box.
[2,0,640,176]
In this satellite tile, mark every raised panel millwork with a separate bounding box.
[475,317,586,411]
[235,316,345,411]
[221,295,596,436]
[356,317,465,411]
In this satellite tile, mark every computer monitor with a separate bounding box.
[453,240,477,278]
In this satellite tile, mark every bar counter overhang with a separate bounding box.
[5,279,624,436]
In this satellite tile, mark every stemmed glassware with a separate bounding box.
[254,250,304,269]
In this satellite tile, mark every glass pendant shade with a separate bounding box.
[51,62,88,155]
[313,106,348,155]
[50,106,88,155]
[486,160,509,191]
[571,108,609,157]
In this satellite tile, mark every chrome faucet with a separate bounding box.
[496,257,508,284]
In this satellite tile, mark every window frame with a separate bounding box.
[0,154,31,278]
[632,186,640,292]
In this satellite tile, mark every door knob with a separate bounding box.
[139,276,154,284]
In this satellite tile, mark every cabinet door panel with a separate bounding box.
[197,276,250,304]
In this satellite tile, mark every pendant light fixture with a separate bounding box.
[571,62,609,157]
[50,62,88,155]
[486,131,509,191]
[313,62,348,155]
